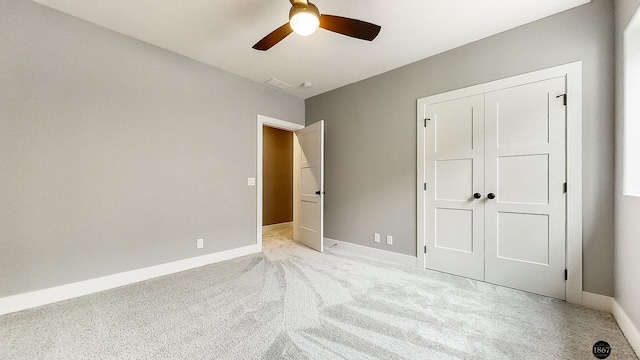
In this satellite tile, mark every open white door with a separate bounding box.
[294,121,324,252]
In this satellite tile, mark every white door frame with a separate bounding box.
[257,115,304,251]
[416,61,583,305]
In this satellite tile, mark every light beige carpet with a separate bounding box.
[0,228,636,359]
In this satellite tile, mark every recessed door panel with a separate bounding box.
[300,200,320,234]
[300,167,319,197]
[300,128,321,167]
[497,212,550,265]
[435,105,475,154]
[436,159,474,201]
[498,154,549,204]
[435,208,473,253]
[496,82,551,148]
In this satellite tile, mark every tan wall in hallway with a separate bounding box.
[263,126,293,226]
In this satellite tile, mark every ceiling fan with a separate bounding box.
[252,0,382,51]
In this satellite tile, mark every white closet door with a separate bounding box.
[425,95,485,281]
[484,77,567,299]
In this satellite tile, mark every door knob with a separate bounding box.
[487,193,496,200]
[473,193,482,199]
[315,191,325,195]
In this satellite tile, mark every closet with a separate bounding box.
[417,69,575,300]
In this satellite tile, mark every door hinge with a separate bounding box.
[424,245,427,254]
[424,118,430,127]
[556,94,567,106]
[563,182,567,193]
[564,269,568,281]
[424,182,427,191]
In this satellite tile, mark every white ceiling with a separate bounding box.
[34,0,589,99]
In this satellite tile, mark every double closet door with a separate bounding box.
[423,77,567,299]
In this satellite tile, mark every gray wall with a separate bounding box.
[306,0,615,296]
[614,0,640,338]
[0,0,304,298]
[262,126,293,226]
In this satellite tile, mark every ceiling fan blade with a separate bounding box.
[253,23,293,51]
[319,14,381,41]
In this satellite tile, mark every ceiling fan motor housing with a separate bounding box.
[289,2,320,21]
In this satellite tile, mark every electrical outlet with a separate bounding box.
[374,233,380,243]
[386,235,393,245]
[247,178,256,186]
[197,238,204,249]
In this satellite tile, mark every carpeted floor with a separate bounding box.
[0,227,637,359]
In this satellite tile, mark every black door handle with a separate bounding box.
[315,191,325,195]
[487,193,496,200]
[473,193,481,199]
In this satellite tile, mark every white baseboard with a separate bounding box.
[324,237,417,267]
[262,221,293,233]
[583,291,613,313]
[0,244,261,316]
[613,299,640,357]
[581,292,640,357]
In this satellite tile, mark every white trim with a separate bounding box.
[582,294,640,357]
[319,121,325,252]
[622,7,640,198]
[324,238,418,267]
[262,221,294,233]
[416,61,583,305]
[257,115,304,252]
[565,62,584,306]
[0,244,260,316]
[613,299,640,357]
[293,132,301,243]
[417,91,426,270]
[582,292,613,313]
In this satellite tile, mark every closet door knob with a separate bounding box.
[473,193,482,199]
[487,193,496,200]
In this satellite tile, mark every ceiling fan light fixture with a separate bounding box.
[289,3,320,36]
[252,1,381,51]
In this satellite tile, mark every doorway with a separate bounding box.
[257,115,303,251]
[257,115,325,253]
[416,62,583,304]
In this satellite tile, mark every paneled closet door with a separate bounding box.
[424,95,485,281]
[484,77,567,299]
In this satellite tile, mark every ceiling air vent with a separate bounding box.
[265,78,292,90]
